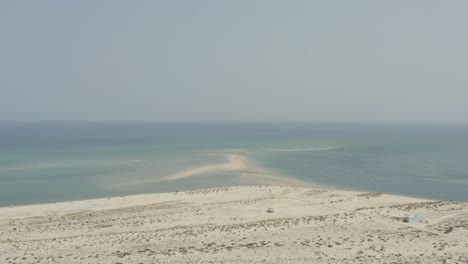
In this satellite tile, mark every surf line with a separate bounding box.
[267,146,340,152]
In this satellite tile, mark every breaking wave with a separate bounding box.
[267,146,340,152]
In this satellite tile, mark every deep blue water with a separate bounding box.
[0,122,467,206]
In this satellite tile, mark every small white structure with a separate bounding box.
[403,215,426,223]
[267,208,274,213]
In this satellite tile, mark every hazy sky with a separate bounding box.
[1,1,468,123]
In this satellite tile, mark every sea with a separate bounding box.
[1,122,467,206]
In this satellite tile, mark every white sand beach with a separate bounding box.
[1,185,467,264]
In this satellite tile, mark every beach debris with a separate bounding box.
[267,208,274,213]
[403,215,426,223]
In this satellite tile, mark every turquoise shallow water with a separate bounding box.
[0,122,467,206]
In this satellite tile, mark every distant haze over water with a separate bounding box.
[0,122,467,206]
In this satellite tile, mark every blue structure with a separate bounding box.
[403,215,426,223]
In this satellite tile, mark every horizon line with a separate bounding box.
[0,120,467,126]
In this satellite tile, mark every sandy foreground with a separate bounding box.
[1,186,467,264]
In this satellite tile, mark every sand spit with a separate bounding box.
[120,154,307,188]
[121,154,250,187]
[166,154,248,181]
[1,186,468,264]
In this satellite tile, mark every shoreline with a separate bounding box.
[0,183,320,218]
[1,183,466,219]
[0,152,465,215]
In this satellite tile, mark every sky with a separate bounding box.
[1,1,468,124]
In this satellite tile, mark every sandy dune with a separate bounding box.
[1,186,467,264]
